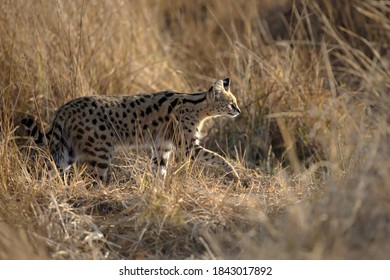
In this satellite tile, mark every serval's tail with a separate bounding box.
[21,116,46,145]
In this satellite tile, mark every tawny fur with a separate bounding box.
[21,78,241,182]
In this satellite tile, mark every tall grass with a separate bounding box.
[0,0,389,259]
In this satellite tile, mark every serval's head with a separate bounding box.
[207,77,241,118]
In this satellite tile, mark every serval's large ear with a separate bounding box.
[207,79,223,102]
[222,77,230,91]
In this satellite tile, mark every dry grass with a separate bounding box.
[0,0,389,259]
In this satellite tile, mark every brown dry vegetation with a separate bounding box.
[0,0,389,259]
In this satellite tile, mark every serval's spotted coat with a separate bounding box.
[21,78,241,183]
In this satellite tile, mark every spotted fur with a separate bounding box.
[21,78,241,182]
